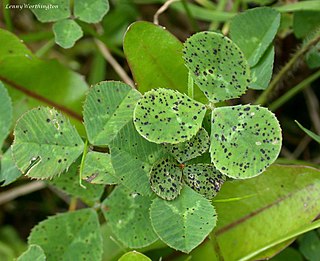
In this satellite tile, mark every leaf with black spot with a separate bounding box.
[165,128,209,163]
[183,164,226,199]
[134,88,206,144]
[81,151,118,185]
[83,81,141,146]
[150,156,183,200]
[102,186,158,248]
[183,31,251,102]
[210,105,282,178]
[12,107,84,179]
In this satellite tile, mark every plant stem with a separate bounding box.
[79,139,89,189]
[255,32,320,106]
[269,69,320,111]
[181,0,200,32]
[35,39,55,58]
[2,0,13,31]
[210,232,224,261]
[188,71,194,99]
[68,197,78,211]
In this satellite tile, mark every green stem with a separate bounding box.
[35,39,55,58]
[79,140,89,189]
[255,32,320,106]
[2,0,13,31]
[210,232,224,261]
[188,71,194,99]
[269,69,320,111]
[181,0,200,32]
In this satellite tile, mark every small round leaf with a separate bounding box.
[183,32,251,102]
[150,186,217,253]
[102,186,158,248]
[183,164,226,199]
[134,88,206,144]
[28,209,102,261]
[165,127,209,163]
[53,19,83,49]
[150,157,183,200]
[12,107,84,179]
[210,105,282,178]
[83,81,141,146]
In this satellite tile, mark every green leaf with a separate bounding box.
[295,121,320,144]
[275,1,320,12]
[17,245,45,261]
[124,21,187,94]
[150,157,182,200]
[12,107,84,179]
[0,29,88,133]
[183,32,251,102]
[250,46,275,90]
[102,186,158,248]
[29,0,70,22]
[270,247,303,261]
[213,165,320,260]
[28,209,102,261]
[82,151,117,184]
[0,82,12,148]
[83,81,141,146]
[49,159,104,205]
[182,164,226,199]
[74,0,110,23]
[165,128,209,163]
[306,42,320,69]
[110,122,164,195]
[293,11,320,38]
[150,186,217,253]
[0,148,22,186]
[298,230,320,261]
[53,19,83,49]
[210,105,282,178]
[118,251,151,261]
[230,7,280,67]
[134,88,206,144]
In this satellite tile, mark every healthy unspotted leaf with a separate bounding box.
[53,19,83,49]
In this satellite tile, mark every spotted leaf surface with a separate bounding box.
[150,186,217,253]
[28,209,102,261]
[183,164,226,199]
[110,122,165,196]
[49,159,104,206]
[150,157,183,200]
[134,88,206,144]
[84,81,141,146]
[183,32,251,102]
[82,151,117,185]
[165,128,209,163]
[210,105,282,178]
[12,107,84,179]
[102,186,158,248]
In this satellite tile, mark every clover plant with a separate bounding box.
[9,30,282,257]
